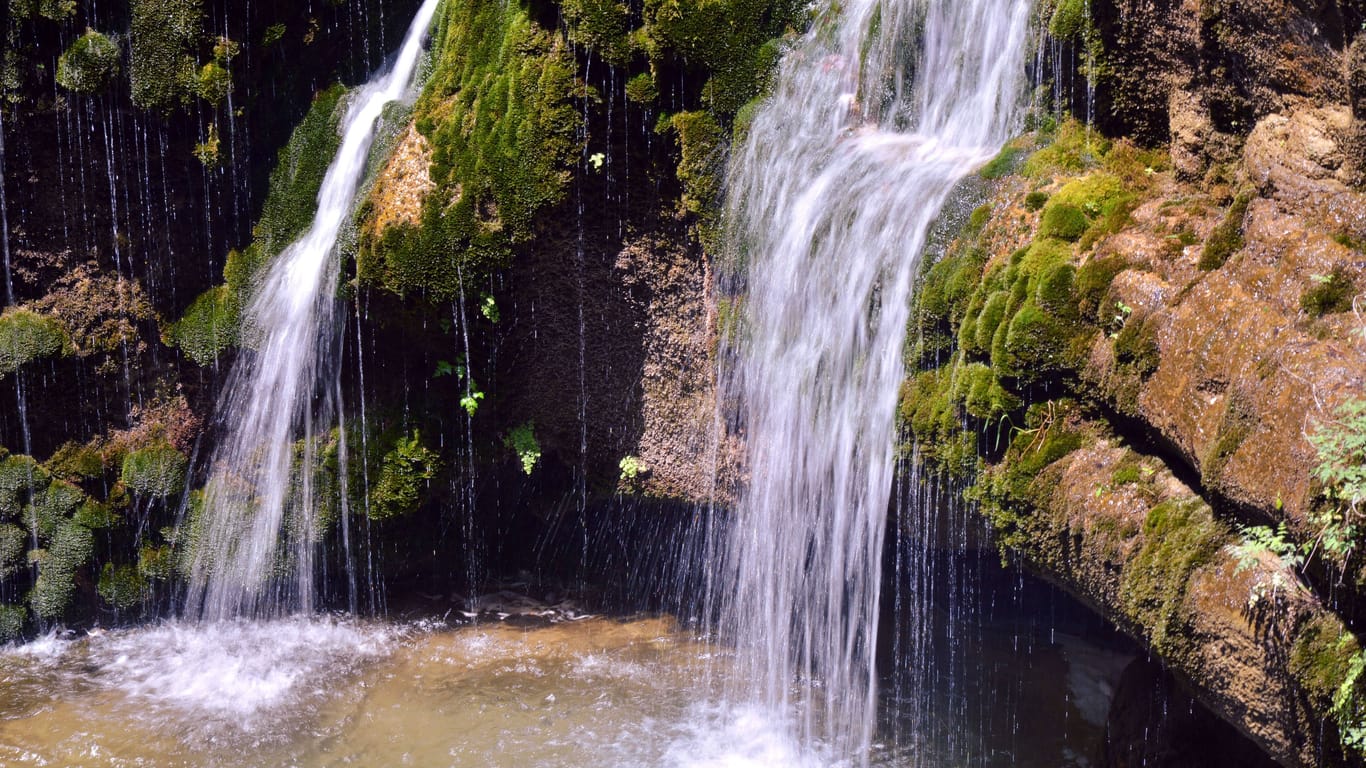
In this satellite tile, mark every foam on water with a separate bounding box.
[89,617,394,720]
[664,703,832,768]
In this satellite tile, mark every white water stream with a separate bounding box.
[717,0,1030,760]
[182,0,441,621]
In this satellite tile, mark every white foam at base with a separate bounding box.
[69,617,395,721]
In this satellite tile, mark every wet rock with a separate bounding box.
[1103,655,1280,768]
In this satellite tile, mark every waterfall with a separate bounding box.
[182,0,441,621]
[717,0,1030,759]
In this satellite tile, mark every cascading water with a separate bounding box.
[182,0,441,621]
[717,0,1030,759]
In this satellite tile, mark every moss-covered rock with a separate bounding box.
[44,441,105,482]
[138,544,175,581]
[1198,192,1251,271]
[1048,0,1087,40]
[0,454,47,520]
[0,522,25,578]
[120,443,188,499]
[358,0,583,300]
[0,308,69,375]
[0,603,26,643]
[643,0,797,116]
[129,0,204,111]
[9,0,75,22]
[561,0,633,64]
[1300,266,1357,317]
[97,562,146,610]
[56,31,121,95]
[165,284,238,365]
[25,479,84,542]
[255,85,347,258]
[367,431,438,521]
[28,519,93,619]
[671,110,725,220]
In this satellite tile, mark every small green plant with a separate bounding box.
[479,293,500,323]
[260,23,286,47]
[1306,399,1366,565]
[619,455,647,482]
[1024,191,1049,211]
[459,389,484,416]
[504,422,541,475]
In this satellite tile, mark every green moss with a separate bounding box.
[1074,255,1127,322]
[120,442,188,498]
[0,603,26,643]
[1198,192,1251,270]
[368,430,438,521]
[1024,191,1049,211]
[0,308,69,375]
[1035,262,1078,317]
[138,544,175,581]
[129,0,204,111]
[28,519,94,619]
[561,0,633,64]
[257,84,347,258]
[966,204,992,235]
[979,146,1025,180]
[957,363,1022,421]
[1051,173,1125,216]
[56,31,121,95]
[625,72,659,104]
[1039,203,1088,242]
[194,60,232,104]
[1022,120,1107,179]
[643,0,799,116]
[0,454,47,520]
[1114,314,1161,377]
[965,290,1009,358]
[360,0,583,300]
[73,499,117,530]
[1201,393,1255,491]
[10,0,75,21]
[1292,615,1358,704]
[1301,266,1357,317]
[503,421,541,475]
[25,479,83,542]
[671,110,725,218]
[166,285,238,365]
[0,522,24,578]
[1111,463,1142,486]
[998,301,1073,382]
[97,563,146,610]
[1049,0,1088,39]
[1120,498,1225,652]
[44,441,104,481]
[170,109,328,361]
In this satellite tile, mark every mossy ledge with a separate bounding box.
[901,115,1366,765]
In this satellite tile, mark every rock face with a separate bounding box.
[902,2,1366,762]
